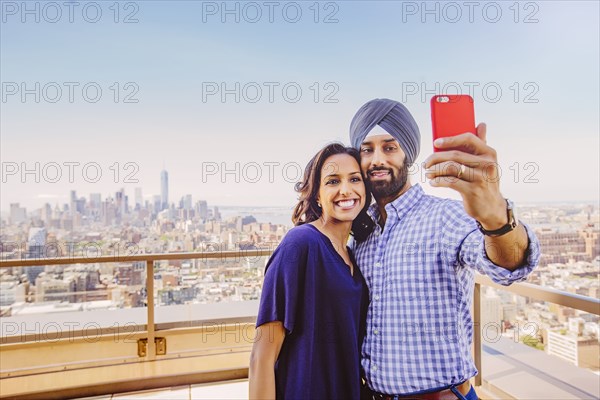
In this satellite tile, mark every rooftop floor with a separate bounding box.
[76,380,248,400]
[72,337,600,400]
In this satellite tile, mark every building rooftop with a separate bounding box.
[483,337,599,399]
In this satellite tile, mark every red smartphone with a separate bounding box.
[430,94,476,152]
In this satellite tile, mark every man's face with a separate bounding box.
[359,134,409,199]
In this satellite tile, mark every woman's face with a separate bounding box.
[317,154,366,223]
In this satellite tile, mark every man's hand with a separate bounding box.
[424,123,530,270]
[424,123,506,230]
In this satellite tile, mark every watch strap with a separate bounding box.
[476,199,518,237]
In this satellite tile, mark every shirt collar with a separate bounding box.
[368,184,424,223]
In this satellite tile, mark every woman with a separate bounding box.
[249,143,374,399]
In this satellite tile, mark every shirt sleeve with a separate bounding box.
[256,235,307,334]
[442,200,541,286]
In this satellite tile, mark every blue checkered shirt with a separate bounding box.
[353,184,540,395]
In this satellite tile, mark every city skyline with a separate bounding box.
[3,166,599,219]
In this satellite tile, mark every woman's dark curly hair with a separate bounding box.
[291,143,375,242]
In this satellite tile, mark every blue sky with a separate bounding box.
[1,1,599,211]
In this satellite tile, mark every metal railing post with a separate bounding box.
[474,281,482,387]
[146,259,156,360]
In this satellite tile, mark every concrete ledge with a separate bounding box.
[0,353,250,400]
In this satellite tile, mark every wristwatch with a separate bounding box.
[477,198,519,237]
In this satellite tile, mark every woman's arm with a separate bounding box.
[249,321,286,400]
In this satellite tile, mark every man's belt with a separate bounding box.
[368,381,472,400]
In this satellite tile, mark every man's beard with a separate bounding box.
[368,163,409,199]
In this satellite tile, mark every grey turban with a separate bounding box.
[349,98,421,165]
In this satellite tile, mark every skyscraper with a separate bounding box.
[115,189,125,221]
[135,187,143,210]
[183,194,192,211]
[197,200,208,220]
[161,169,169,210]
[90,193,102,209]
[153,195,162,214]
[41,203,52,226]
[27,227,47,283]
[70,190,77,215]
[10,203,27,224]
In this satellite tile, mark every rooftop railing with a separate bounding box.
[1,251,599,399]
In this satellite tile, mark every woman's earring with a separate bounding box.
[317,201,321,208]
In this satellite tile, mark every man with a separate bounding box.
[349,98,540,400]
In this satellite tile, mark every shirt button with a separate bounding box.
[374,295,380,300]
[374,329,379,335]
[374,262,381,267]
[372,364,378,371]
